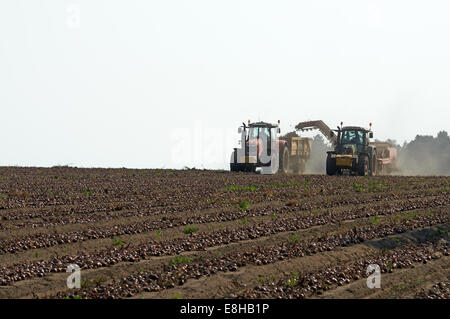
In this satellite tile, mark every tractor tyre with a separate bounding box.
[230,150,239,172]
[358,155,369,176]
[326,154,337,176]
[279,146,290,174]
[246,164,256,173]
[369,155,376,176]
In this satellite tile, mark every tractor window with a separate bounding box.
[247,127,259,140]
[356,131,363,144]
[342,131,355,144]
[342,130,363,145]
[247,127,270,141]
[260,128,270,140]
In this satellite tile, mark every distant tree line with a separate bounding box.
[396,131,450,176]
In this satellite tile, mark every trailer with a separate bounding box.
[370,141,398,174]
[286,136,312,174]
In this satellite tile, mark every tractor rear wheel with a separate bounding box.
[326,154,337,175]
[279,146,289,174]
[358,155,369,176]
[369,155,376,176]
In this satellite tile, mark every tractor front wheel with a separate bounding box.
[326,154,337,176]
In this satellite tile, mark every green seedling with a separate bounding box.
[371,213,380,225]
[239,200,250,211]
[168,255,191,266]
[183,225,199,234]
[112,237,126,246]
[289,234,300,244]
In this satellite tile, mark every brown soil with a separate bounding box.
[0,167,448,299]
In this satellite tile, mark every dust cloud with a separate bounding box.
[396,131,450,176]
[280,132,332,174]
[304,135,332,174]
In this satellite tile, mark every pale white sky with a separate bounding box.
[1,0,449,169]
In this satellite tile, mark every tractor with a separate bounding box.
[230,120,312,174]
[325,123,377,176]
[296,120,397,176]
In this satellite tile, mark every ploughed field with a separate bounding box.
[0,167,448,299]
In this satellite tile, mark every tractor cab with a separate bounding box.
[238,121,280,153]
[335,126,373,156]
[231,120,284,173]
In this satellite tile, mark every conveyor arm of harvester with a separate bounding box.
[295,120,337,145]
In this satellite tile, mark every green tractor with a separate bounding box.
[326,124,377,176]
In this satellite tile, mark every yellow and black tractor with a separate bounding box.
[325,124,377,176]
